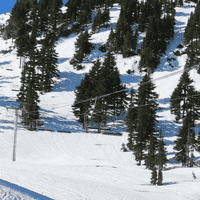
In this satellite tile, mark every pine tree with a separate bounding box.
[196,131,200,153]
[133,74,159,165]
[17,2,40,130]
[150,166,157,185]
[139,16,162,73]
[156,130,168,185]
[174,112,196,167]
[171,70,200,166]
[170,70,200,123]
[115,10,130,53]
[70,30,93,69]
[92,9,102,33]
[122,26,138,58]
[106,28,116,52]
[138,1,147,32]
[125,88,138,151]
[100,51,128,116]
[37,0,61,93]
[157,168,163,185]
[38,34,60,93]
[156,131,168,170]
[145,132,158,170]
[72,54,127,130]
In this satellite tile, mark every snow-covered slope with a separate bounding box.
[0,2,200,200]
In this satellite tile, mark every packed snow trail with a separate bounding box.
[0,178,53,200]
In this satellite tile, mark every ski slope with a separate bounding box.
[0,1,200,200]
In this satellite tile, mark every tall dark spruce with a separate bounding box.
[133,74,159,166]
[17,0,40,130]
[170,70,200,166]
[70,30,93,69]
[125,88,138,151]
[37,0,61,93]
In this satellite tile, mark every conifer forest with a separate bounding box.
[0,0,200,199]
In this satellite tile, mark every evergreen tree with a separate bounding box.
[196,131,200,153]
[37,0,61,93]
[115,10,131,52]
[105,28,116,52]
[72,54,127,130]
[170,70,200,123]
[156,130,168,185]
[150,166,157,185]
[122,27,138,58]
[138,1,147,32]
[125,88,138,151]
[170,70,200,166]
[133,74,159,165]
[38,34,60,93]
[139,16,162,73]
[157,168,163,185]
[70,30,94,69]
[174,112,196,167]
[156,131,168,170]
[99,51,128,116]
[92,9,102,33]
[8,0,33,57]
[17,1,40,130]
[145,132,158,170]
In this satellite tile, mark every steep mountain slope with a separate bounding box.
[0,1,200,199]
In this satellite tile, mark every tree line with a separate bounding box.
[4,0,62,130]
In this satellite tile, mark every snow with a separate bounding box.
[0,2,200,200]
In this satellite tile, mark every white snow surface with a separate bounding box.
[0,2,200,200]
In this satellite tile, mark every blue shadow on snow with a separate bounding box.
[57,57,69,64]
[176,12,190,17]
[53,72,84,92]
[0,178,53,200]
[120,74,143,85]
[0,96,20,108]
[156,120,181,137]
[0,61,10,66]
[39,115,84,133]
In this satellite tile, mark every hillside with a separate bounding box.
[0,1,200,199]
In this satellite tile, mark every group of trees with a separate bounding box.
[184,1,200,44]
[72,52,128,133]
[124,74,168,185]
[5,0,62,130]
[139,0,175,73]
[92,5,110,33]
[63,0,116,33]
[70,30,94,69]
[184,1,200,75]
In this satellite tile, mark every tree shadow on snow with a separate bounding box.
[0,96,20,108]
[38,115,83,133]
[57,57,70,64]
[0,178,53,200]
[176,12,190,17]
[156,120,181,137]
[120,74,143,85]
[82,43,107,64]
[0,61,10,66]
[53,72,84,92]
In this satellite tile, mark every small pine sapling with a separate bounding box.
[192,171,197,179]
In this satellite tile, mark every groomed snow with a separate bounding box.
[0,1,200,200]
